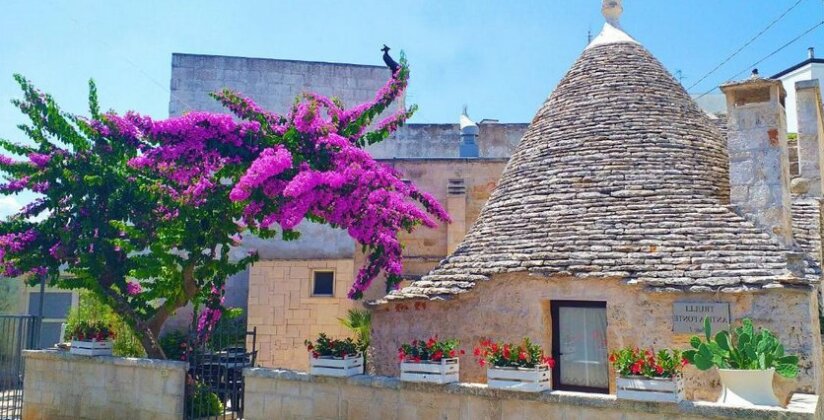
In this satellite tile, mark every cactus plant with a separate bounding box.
[682,317,798,378]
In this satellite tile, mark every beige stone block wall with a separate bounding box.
[370,275,823,404]
[243,368,821,420]
[22,350,186,420]
[248,259,360,370]
[358,159,506,279]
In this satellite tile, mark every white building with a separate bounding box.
[772,48,824,133]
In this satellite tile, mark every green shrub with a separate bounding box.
[159,330,189,361]
[683,317,798,378]
[188,383,223,417]
[65,291,145,357]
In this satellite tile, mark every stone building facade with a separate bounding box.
[370,5,824,404]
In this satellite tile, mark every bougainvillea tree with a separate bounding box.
[0,57,448,359]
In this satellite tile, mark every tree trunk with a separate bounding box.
[101,262,199,359]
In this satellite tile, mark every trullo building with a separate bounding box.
[369,1,824,402]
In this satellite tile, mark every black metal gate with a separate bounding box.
[185,324,257,420]
[0,315,39,420]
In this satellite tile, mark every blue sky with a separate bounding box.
[0,1,823,214]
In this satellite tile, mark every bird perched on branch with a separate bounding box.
[381,45,400,74]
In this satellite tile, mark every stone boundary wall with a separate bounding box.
[22,350,186,420]
[244,368,821,420]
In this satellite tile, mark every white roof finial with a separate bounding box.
[602,0,623,27]
[586,0,637,50]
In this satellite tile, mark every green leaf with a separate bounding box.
[704,316,712,341]
[742,318,754,337]
[716,331,730,351]
[689,336,702,349]
[775,363,799,379]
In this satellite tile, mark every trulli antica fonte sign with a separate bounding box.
[672,302,730,333]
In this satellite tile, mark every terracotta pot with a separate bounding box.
[717,368,780,407]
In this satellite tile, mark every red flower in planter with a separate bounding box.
[399,337,460,363]
[609,346,685,379]
[476,338,553,369]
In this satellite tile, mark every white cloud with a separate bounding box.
[0,196,21,218]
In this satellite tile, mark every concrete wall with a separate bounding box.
[243,368,821,420]
[367,123,527,159]
[247,259,357,370]
[22,350,186,420]
[370,275,824,404]
[170,53,399,118]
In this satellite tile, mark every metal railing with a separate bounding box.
[0,315,39,420]
[185,324,257,420]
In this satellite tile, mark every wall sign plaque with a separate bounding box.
[672,302,730,333]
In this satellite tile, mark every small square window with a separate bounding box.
[312,271,335,297]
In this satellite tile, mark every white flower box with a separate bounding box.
[616,376,683,403]
[70,339,113,356]
[400,358,459,384]
[487,365,551,392]
[309,354,363,377]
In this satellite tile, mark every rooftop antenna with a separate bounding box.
[676,69,687,85]
[587,27,592,43]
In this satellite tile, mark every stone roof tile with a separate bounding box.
[380,40,820,303]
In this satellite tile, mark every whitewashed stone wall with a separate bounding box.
[22,351,186,420]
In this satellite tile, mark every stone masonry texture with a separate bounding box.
[22,350,186,420]
[242,368,822,420]
[371,275,824,403]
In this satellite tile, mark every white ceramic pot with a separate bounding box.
[717,368,780,407]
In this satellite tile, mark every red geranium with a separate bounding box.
[398,336,461,363]
[609,346,684,378]
[474,337,554,369]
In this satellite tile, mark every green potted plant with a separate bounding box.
[398,336,464,384]
[473,337,555,392]
[609,347,686,402]
[304,333,363,377]
[683,318,799,406]
[67,321,115,356]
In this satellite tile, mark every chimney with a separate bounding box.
[459,106,479,158]
[721,77,793,246]
[795,80,824,197]
[809,47,815,60]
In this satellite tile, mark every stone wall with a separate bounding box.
[243,368,821,420]
[247,259,357,370]
[22,350,186,420]
[367,159,508,278]
[370,275,824,403]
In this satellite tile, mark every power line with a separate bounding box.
[687,0,806,91]
[695,19,824,100]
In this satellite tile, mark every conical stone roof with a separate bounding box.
[382,28,820,302]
